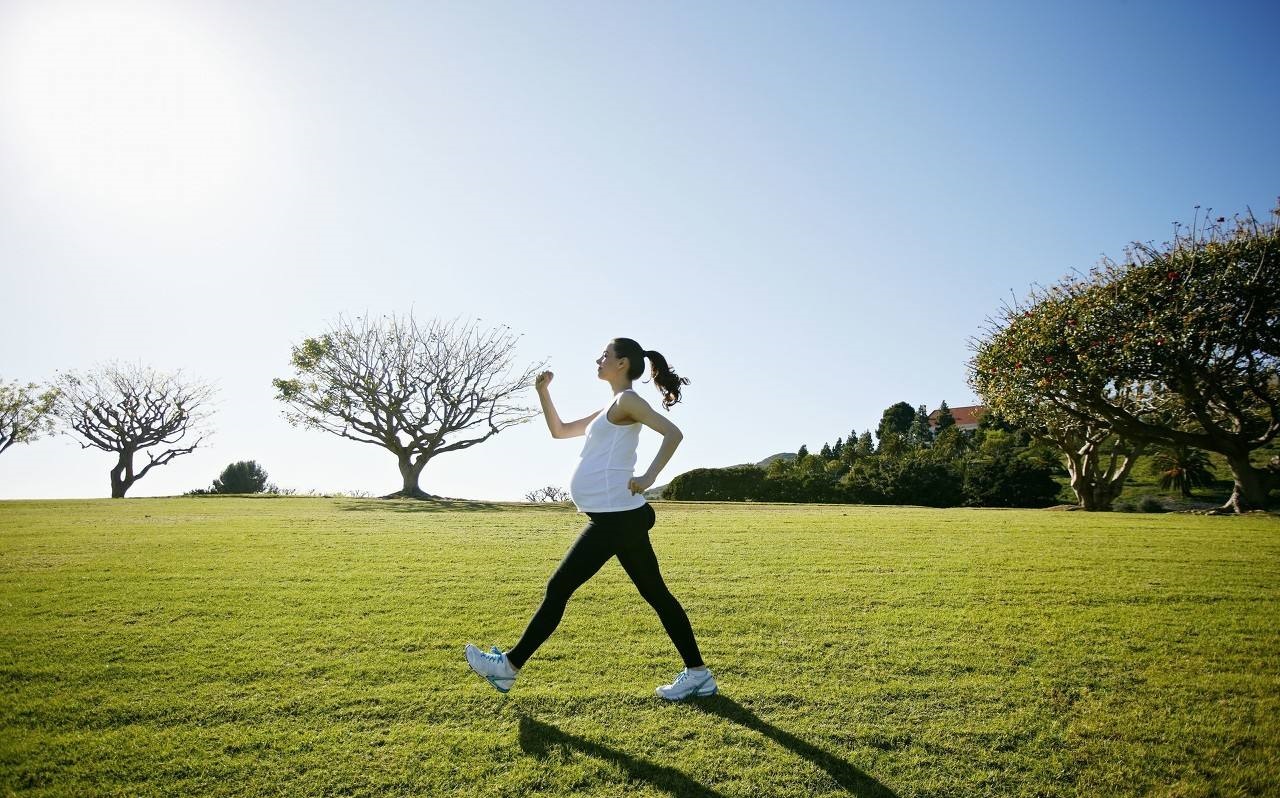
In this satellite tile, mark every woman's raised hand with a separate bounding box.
[535,370,554,391]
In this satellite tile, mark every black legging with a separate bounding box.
[506,502,704,670]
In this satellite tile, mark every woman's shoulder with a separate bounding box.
[610,388,642,407]
[615,389,648,408]
[613,389,654,425]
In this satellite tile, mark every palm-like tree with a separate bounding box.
[1147,444,1216,497]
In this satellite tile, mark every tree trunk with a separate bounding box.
[1069,471,1103,510]
[384,454,440,500]
[1061,437,1142,511]
[109,450,136,498]
[1064,452,1107,510]
[1221,452,1272,513]
[1070,474,1122,511]
[399,454,426,493]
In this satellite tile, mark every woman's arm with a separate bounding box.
[619,392,683,493]
[536,377,565,438]
[535,371,600,439]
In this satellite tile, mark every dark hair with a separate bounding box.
[611,337,690,410]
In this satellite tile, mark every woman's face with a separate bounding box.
[596,344,624,379]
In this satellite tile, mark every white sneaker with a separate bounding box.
[655,667,717,700]
[464,643,519,694]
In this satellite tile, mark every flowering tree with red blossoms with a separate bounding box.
[971,203,1280,513]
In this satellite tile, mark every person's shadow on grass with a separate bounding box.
[514,696,897,798]
[678,694,899,797]
[517,712,730,798]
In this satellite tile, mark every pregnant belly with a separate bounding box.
[571,466,633,496]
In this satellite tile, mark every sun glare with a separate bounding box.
[0,1,257,226]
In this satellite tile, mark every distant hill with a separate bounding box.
[756,452,797,468]
[645,452,796,498]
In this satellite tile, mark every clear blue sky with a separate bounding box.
[1,0,1276,500]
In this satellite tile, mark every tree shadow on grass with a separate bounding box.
[338,499,575,514]
[516,711,730,798]
[513,699,897,798]
[680,695,899,798]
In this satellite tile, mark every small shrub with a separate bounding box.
[665,466,773,502]
[962,454,1060,508]
[212,460,270,494]
[1138,496,1167,513]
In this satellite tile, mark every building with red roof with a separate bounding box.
[927,404,987,432]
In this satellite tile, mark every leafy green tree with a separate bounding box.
[877,430,906,458]
[839,458,893,504]
[832,437,844,459]
[876,402,915,442]
[893,455,964,507]
[972,205,1280,512]
[819,442,834,460]
[962,450,1061,508]
[855,431,875,457]
[0,379,58,456]
[796,444,809,463]
[974,408,1020,437]
[1147,444,1217,498]
[798,454,827,476]
[929,425,968,462]
[213,460,270,494]
[775,453,835,502]
[934,401,956,433]
[910,404,933,448]
[839,438,859,466]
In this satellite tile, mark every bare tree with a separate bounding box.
[272,313,544,499]
[53,363,216,498]
[524,486,569,503]
[0,379,58,456]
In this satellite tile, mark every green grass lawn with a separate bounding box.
[1,498,1277,797]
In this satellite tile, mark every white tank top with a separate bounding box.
[569,389,648,512]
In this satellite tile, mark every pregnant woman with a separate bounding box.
[465,337,716,700]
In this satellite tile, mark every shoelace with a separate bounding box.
[479,649,514,675]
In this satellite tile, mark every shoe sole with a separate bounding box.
[464,645,513,694]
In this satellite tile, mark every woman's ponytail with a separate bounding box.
[643,349,689,410]
[612,337,690,410]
